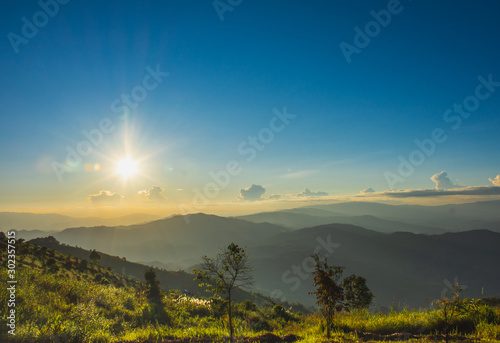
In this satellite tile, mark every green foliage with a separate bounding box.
[343,274,374,310]
[310,254,376,338]
[310,253,345,338]
[240,299,257,312]
[0,235,499,343]
[434,282,468,342]
[144,268,162,302]
[78,258,88,271]
[272,304,298,323]
[193,243,254,298]
[193,242,254,340]
[89,250,101,264]
[143,268,169,325]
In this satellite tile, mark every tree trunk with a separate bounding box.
[444,307,449,343]
[326,312,331,339]
[228,292,233,342]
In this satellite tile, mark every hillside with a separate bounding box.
[2,232,500,343]
[28,235,293,308]
[0,232,307,342]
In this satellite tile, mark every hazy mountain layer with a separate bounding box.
[53,214,288,269]
[237,212,445,234]
[6,200,500,308]
[0,212,160,232]
[251,224,500,307]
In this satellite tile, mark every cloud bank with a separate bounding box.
[380,186,500,198]
[358,172,500,199]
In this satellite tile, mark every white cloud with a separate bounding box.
[239,184,266,201]
[361,187,375,194]
[268,194,281,200]
[297,188,328,197]
[87,190,123,205]
[431,171,463,190]
[137,186,167,202]
[489,175,500,186]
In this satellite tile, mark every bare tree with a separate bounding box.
[193,243,254,341]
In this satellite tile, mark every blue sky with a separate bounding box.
[1,0,500,215]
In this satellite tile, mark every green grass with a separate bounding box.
[1,239,499,342]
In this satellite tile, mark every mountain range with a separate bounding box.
[0,212,160,233]
[9,199,500,308]
[238,200,500,233]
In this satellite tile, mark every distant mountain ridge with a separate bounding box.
[0,212,160,232]
[250,224,500,307]
[6,199,500,234]
[52,213,289,269]
[239,199,500,233]
[309,200,500,231]
[237,212,445,234]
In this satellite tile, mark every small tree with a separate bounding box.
[144,268,168,324]
[240,299,256,326]
[434,282,464,343]
[343,274,374,310]
[310,253,345,339]
[78,259,88,271]
[144,268,162,303]
[89,250,101,265]
[46,258,58,272]
[46,258,57,267]
[193,243,254,341]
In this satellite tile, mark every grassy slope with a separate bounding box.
[1,234,499,343]
[27,235,306,311]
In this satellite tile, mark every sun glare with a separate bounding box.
[115,157,138,179]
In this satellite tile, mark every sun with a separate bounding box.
[115,157,138,179]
